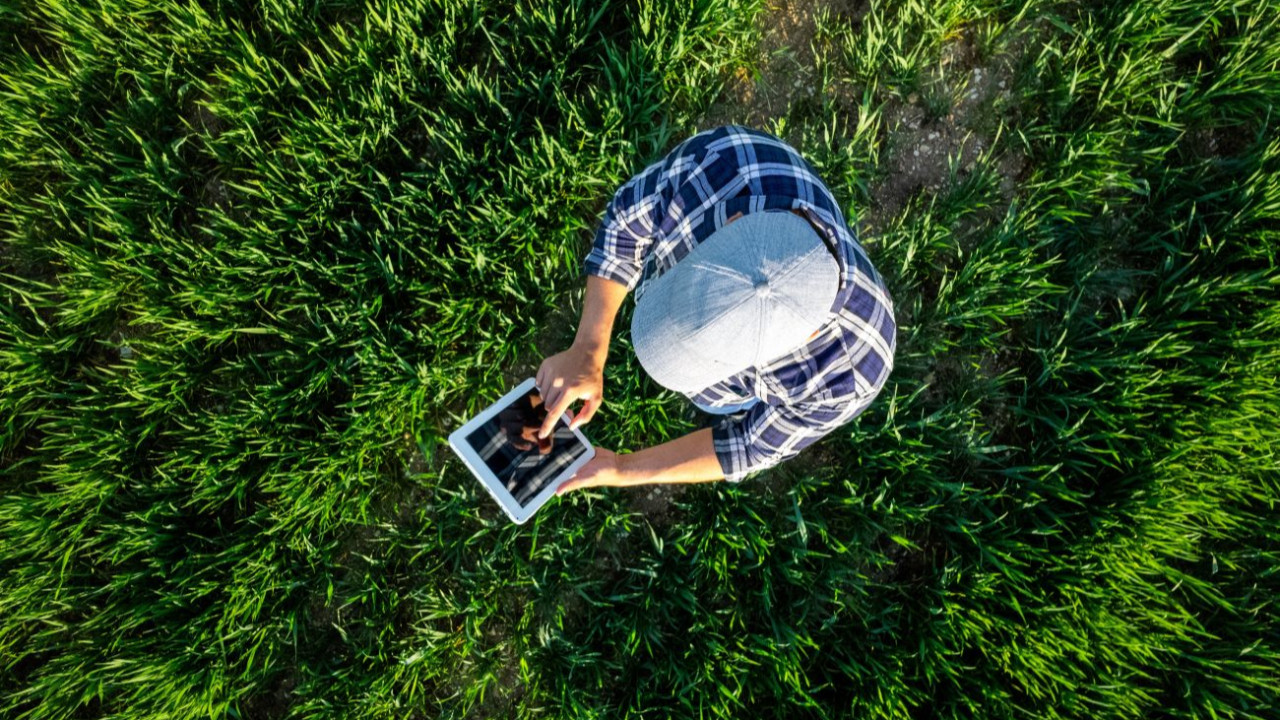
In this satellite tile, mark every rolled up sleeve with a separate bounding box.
[583,157,670,291]
[711,393,876,483]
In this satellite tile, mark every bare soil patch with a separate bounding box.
[627,482,689,526]
[701,0,862,130]
[863,32,1028,233]
[702,4,1032,235]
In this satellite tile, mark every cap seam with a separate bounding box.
[763,242,829,291]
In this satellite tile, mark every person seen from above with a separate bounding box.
[538,125,897,495]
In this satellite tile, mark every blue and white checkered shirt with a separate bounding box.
[583,125,897,482]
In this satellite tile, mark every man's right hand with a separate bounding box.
[535,343,606,439]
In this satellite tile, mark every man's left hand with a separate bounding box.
[556,448,631,495]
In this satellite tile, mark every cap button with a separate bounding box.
[753,276,772,298]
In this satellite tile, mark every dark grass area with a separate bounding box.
[2,0,1279,718]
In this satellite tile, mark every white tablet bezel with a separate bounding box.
[447,377,596,524]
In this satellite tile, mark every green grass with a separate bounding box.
[1,0,1278,718]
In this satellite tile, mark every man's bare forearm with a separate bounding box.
[616,428,726,485]
[536,274,629,438]
[573,274,629,360]
[574,277,725,485]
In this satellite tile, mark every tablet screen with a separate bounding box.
[463,387,589,506]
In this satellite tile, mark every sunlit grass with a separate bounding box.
[2,0,1278,718]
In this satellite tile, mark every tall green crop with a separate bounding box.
[2,0,1278,718]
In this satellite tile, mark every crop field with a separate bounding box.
[2,0,1279,718]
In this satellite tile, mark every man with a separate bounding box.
[538,125,896,495]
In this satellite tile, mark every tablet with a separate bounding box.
[447,377,595,524]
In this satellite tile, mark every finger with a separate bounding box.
[570,395,601,430]
[540,385,562,421]
[537,398,558,440]
[558,462,593,495]
[540,390,576,438]
[535,365,545,394]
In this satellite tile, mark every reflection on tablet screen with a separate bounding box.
[464,388,588,506]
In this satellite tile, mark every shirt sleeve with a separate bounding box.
[582,155,671,291]
[710,392,876,483]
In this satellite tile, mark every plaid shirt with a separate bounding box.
[583,125,897,483]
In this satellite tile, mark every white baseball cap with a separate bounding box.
[631,210,840,393]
